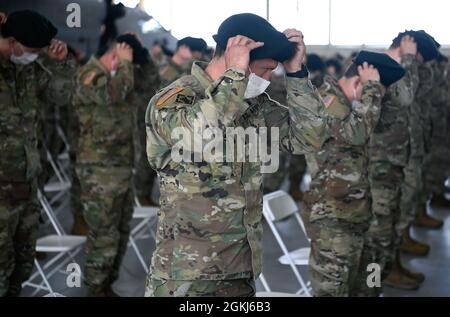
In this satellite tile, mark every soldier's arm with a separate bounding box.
[75,60,134,106]
[37,54,77,105]
[331,81,383,146]
[263,77,328,154]
[145,68,248,169]
[391,54,420,106]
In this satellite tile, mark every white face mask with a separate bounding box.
[10,52,39,65]
[244,72,271,99]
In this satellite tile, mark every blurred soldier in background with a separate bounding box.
[158,36,207,87]
[303,52,402,296]
[73,37,135,297]
[367,31,436,293]
[114,34,162,206]
[0,10,73,296]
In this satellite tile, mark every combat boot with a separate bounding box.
[414,202,443,229]
[431,193,450,208]
[70,213,89,236]
[400,226,430,256]
[395,250,425,283]
[383,262,421,291]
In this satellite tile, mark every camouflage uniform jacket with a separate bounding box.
[410,62,434,158]
[0,56,73,186]
[158,58,189,88]
[145,62,328,280]
[73,56,134,167]
[369,54,419,167]
[305,76,383,224]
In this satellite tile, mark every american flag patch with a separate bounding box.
[323,95,336,108]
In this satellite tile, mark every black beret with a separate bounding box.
[213,13,296,62]
[307,54,325,72]
[177,37,207,53]
[394,30,439,62]
[1,10,57,48]
[325,59,343,73]
[116,34,149,65]
[354,50,405,87]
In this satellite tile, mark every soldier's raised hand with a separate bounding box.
[400,35,417,56]
[358,62,380,83]
[47,39,68,61]
[224,35,264,73]
[116,42,133,63]
[283,29,306,73]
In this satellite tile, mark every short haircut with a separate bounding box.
[213,45,225,58]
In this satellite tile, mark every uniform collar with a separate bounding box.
[88,55,109,74]
[191,61,213,90]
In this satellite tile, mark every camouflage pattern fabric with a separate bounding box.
[367,54,419,283]
[158,58,190,88]
[264,73,308,193]
[145,277,255,297]
[131,61,161,199]
[423,61,449,196]
[73,56,134,295]
[303,75,383,296]
[0,53,73,296]
[145,61,328,287]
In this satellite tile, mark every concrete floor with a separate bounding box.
[22,190,450,297]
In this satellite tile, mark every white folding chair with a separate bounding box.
[127,195,158,274]
[22,190,86,297]
[43,149,71,211]
[263,190,312,296]
[256,273,305,297]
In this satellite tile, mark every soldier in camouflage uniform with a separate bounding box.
[113,34,162,207]
[367,32,437,292]
[0,10,72,296]
[158,37,207,87]
[73,38,135,297]
[303,52,390,297]
[145,14,329,297]
[424,55,450,208]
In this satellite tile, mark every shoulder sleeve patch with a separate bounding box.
[156,87,185,108]
[323,95,337,109]
[83,70,97,86]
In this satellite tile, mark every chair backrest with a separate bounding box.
[37,189,66,236]
[263,190,298,222]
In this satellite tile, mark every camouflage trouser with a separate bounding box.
[145,276,256,297]
[0,181,40,297]
[366,161,403,280]
[263,152,289,193]
[132,103,156,198]
[308,219,373,297]
[77,165,133,296]
[398,157,423,235]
